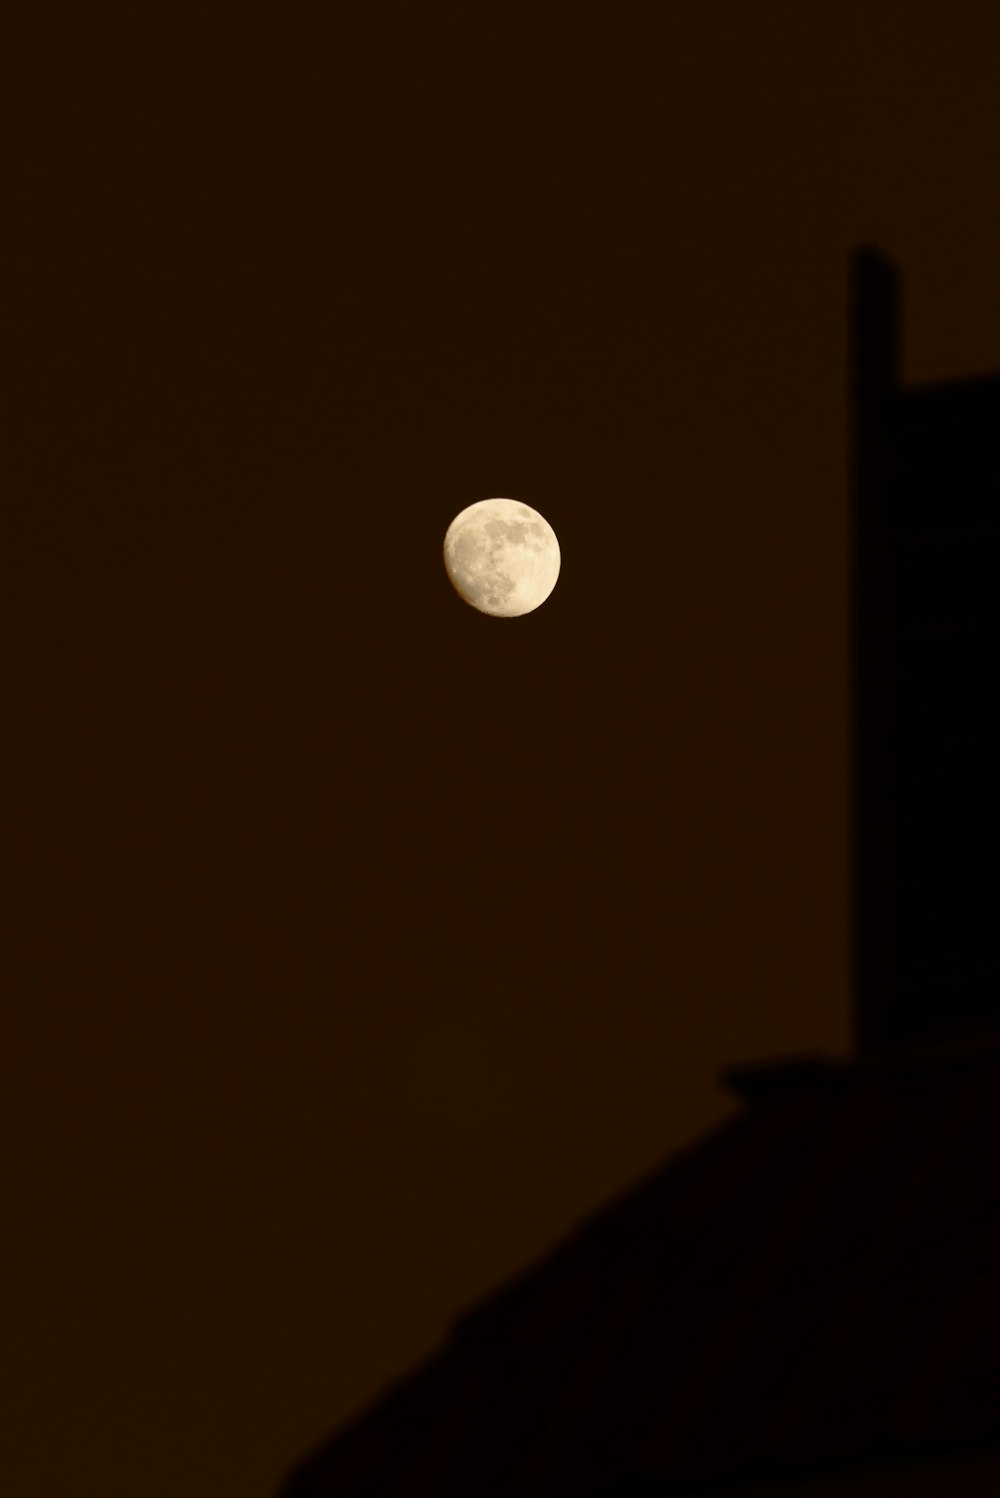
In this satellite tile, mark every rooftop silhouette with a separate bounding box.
[276,248,1000,1497]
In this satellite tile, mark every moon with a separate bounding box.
[443,498,561,617]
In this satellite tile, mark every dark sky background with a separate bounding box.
[5,6,1000,1495]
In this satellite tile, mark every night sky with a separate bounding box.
[6,7,1000,1495]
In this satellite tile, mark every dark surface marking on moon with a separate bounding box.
[484,519,547,552]
[450,529,517,607]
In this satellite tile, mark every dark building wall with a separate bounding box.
[851,250,1000,1058]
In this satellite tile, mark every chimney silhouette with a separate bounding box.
[850,247,1000,1059]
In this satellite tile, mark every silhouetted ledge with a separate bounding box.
[723,1039,1000,1100]
[721,1052,849,1098]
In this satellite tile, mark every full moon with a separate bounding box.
[443,498,561,617]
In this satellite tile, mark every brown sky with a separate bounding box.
[5,5,1000,1495]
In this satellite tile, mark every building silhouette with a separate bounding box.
[277,248,1000,1498]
